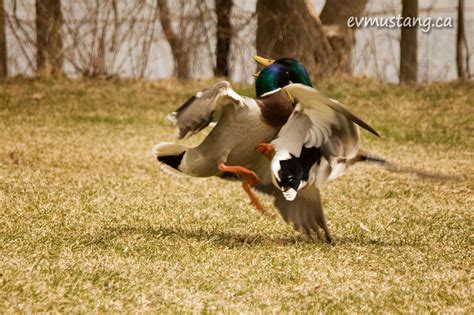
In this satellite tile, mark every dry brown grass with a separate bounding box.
[0,77,472,312]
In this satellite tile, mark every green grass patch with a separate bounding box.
[69,114,137,125]
[0,77,472,312]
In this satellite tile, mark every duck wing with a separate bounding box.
[251,155,331,241]
[275,184,331,242]
[276,83,379,157]
[272,83,380,187]
[168,80,246,139]
[254,181,332,242]
[255,84,379,241]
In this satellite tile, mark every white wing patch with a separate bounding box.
[271,149,291,182]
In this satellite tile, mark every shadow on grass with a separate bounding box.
[82,225,401,249]
[82,225,316,248]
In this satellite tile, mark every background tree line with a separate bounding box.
[0,0,471,83]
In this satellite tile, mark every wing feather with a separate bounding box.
[256,84,379,241]
[271,112,312,157]
[272,83,379,186]
[273,185,331,242]
[281,83,379,152]
[168,81,244,139]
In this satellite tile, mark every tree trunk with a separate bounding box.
[0,0,7,78]
[36,0,63,75]
[399,0,418,83]
[214,0,233,77]
[320,0,368,73]
[256,0,366,78]
[456,0,468,80]
[157,0,190,79]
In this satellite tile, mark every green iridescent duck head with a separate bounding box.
[254,56,312,97]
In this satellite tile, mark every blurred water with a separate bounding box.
[4,0,473,83]
[352,0,474,82]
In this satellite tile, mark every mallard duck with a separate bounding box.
[153,56,379,242]
[154,58,318,215]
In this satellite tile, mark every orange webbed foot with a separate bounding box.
[217,163,273,218]
[242,181,275,219]
[218,163,261,185]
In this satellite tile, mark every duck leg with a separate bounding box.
[256,143,274,160]
[217,163,272,218]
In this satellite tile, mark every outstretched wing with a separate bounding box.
[275,83,379,157]
[254,182,332,242]
[270,83,380,190]
[275,185,331,242]
[168,80,244,139]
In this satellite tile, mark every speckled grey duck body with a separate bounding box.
[175,87,294,178]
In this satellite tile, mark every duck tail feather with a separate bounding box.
[152,142,187,171]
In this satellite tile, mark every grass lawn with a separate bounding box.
[0,77,472,312]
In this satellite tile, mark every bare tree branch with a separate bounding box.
[0,0,7,77]
[157,0,189,79]
[214,0,232,77]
